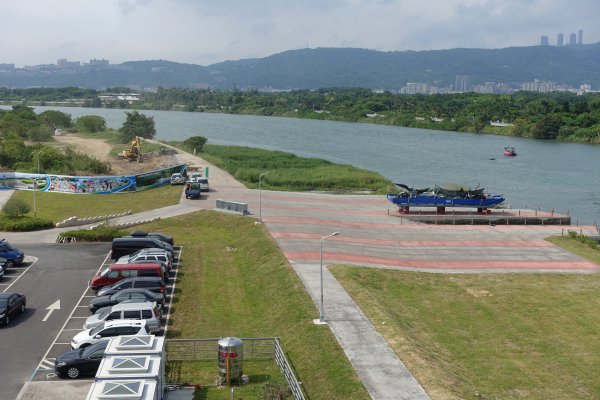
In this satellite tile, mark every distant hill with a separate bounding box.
[2,45,600,90]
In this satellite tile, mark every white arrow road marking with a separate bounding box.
[42,300,61,322]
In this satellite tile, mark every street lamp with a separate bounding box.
[258,170,270,223]
[33,151,41,218]
[319,232,340,323]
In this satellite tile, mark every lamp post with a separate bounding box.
[319,232,340,323]
[33,151,41,218]
[258,170,270,223]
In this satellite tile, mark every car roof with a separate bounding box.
[108,263,163,269]
[112,288,154,295]
[0,292,21,299]
[102,319,146,328]
[109,301,157,311]
[117,276,165,283]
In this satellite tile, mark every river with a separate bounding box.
[7,106,600,226]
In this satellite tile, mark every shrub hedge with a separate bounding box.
[0,215,54,231]
[58,224,125,242]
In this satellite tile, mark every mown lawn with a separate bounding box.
[330,265,600,400]
[130,211,369,399]
[10,184,182,223]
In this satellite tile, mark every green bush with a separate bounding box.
[0,215,54,231]
[2,197,30,217]
[59,224,125,242]
[568,230,600,250]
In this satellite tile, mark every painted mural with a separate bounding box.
[0,164,187,194]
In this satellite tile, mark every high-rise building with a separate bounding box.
[57,58,81,68]
[455,75,472,92]
[569,33,577,45]
[540,35,549,46]
[578,29,583,44]
[557,33,564,47]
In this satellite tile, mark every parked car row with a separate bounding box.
[53,230,177,379]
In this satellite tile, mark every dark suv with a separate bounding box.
[0,239,25,268]
[96,277,166,297]
[110,237,174,260]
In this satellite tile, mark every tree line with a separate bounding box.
[2,87,600,143]
[0,105,157,174]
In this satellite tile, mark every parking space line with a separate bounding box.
[2,257,39,293]
[27,252,111,384]
[27,247,181,385]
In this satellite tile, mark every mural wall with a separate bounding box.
[0,164,187,194]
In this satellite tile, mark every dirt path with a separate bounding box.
[53,134,113,162]
[52,134,174,175]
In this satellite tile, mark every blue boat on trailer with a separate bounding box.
[387,183,505,214]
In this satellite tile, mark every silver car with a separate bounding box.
[84,301,162,333]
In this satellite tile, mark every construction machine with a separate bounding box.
[118,136,143,162]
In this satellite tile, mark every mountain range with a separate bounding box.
[2,44,600,91]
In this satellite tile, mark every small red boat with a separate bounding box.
[504,146,517,156]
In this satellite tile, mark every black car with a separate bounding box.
[0,292,26,326]
[55,339,108,379]
[96,276,166,297]
[110,237,174,260]
[130,230,174,246]
[89,288,165,313]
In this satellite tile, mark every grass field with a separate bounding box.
[10,185,182,223]
[131,211,369,399]
[167,143,392,193]
[330,263,600,400]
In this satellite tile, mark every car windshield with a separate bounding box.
[82,343,105,358]
[90,325,104,336]
[96,308,111,319]
[0,299,7,307]
[99,267,111,277]
[1,241,16,251]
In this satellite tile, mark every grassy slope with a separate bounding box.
[10,185,182,223]
[133,211,369,399]
[168,143,392,194]
[330,262,600,399]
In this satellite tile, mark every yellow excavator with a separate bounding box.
[118,136,143,162]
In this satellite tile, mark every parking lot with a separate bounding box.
[0,242,181,400]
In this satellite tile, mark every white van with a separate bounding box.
[83,301,162,333]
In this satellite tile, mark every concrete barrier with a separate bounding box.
[216,199,249,215]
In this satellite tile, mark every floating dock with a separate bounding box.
[390,208,571,225]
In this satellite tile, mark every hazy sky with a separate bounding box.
[2,0,598,67]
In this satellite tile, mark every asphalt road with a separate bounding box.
[0,242,109,400]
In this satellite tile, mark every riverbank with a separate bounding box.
[6,105,599,225]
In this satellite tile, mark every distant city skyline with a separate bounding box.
[541,29,584,46]
[1,0,599,67]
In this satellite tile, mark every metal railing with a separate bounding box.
[165,337,305,399]
[274,338,305,400]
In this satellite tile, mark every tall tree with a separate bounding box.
[118,111,156,142]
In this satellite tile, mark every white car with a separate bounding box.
[116,248,173,269]
[170,173,185,185]
[189,172,202,182]
[83,302,161,333]
[71,320,150,349]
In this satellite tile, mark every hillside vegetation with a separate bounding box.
[2,45,600,89]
